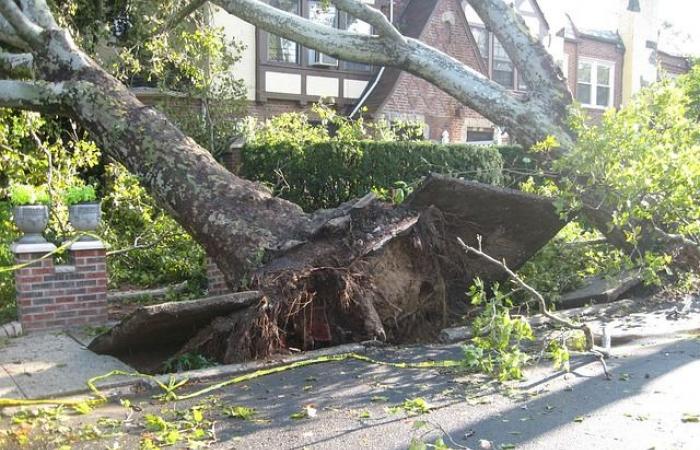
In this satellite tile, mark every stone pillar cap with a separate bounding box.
[69,240,106,251]
[11,242,57,254]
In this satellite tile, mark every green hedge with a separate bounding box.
[242,141,507,211]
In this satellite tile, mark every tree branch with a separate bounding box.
[212,0,567,147]
[0,79,66,111]
[214,0,398,65]
[466,0,573,135]
[0,15,30,49]
[456,236,595,350]
[148,0,207,38]
[18,0,57,29]
[0,50,32,74]
[331,0,404,42]
[0,0,44,48]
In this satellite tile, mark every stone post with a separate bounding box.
[12,239,108,333]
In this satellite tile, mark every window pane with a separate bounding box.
[471,27,489,61]
[576,83,591,104]
[268,35,298,63]
[493,40,508,60]
[342,13,371,71]
[596,86,610,106]
[577,62,592,83]
[309,1,339,28]
[597,65,610,85]
[267,0,299,63]
[494,66,514,88]
[492,40,513,88]
[517,73,527,91]
[308,1,339,66]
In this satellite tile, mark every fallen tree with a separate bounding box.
[1,0,696,362]
[90,176,565,363]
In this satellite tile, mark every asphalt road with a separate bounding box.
[42,333,699,450]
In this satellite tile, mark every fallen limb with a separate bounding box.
[458,236,612,379]
[457,235,596,350]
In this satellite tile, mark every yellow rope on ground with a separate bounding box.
[0,352,463,409]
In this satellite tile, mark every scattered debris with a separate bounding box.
[556,271,643,309]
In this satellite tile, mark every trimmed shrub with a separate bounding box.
[242,141,505,211]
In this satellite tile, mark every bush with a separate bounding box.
[242,141,505,211]
[63,185,97,206]
[9,184,50,206]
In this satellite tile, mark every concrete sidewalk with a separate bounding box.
[0,331,133,400]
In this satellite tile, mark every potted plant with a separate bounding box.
[64,185,101,239]
[9,184,51,244]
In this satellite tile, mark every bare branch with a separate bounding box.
[0,0,44,48]
[331,0,404,42]
[213,0,571,147]
[0,50,32,74]
[18,0,58,29]
[0,15,31,49]
[0,79,66,111]
[457,236,595,349]
[214,0,397,65]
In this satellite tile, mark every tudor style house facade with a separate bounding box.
[209,0,694,143]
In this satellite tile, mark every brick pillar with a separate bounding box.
[12,240,108,333]
[206,256,231,296]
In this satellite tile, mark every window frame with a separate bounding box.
[262,0,373,73]
[576,58,615,109]
[470,25,528,92]
[265,0,302,65]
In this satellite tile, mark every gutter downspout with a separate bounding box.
[349,0,393,119]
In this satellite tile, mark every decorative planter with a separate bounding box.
[12,205,49,244]
[68,202,102,240]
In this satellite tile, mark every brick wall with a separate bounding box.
[14,243,108,333]
[378,0,486,142]
[206,256,231,296]
[247,100,307,120]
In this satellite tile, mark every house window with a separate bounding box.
[471,26,489,65]
[470,26,527,91]
[264,0,372,71]
[267,0,301,63]
[308,0,340,66]
[342,12,372,71]
[492,40,515,89]
[576,60,614,108]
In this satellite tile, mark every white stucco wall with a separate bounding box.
[210,5,257,101]
[618,0,660,103]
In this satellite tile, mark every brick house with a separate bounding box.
[202,0,693,143]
